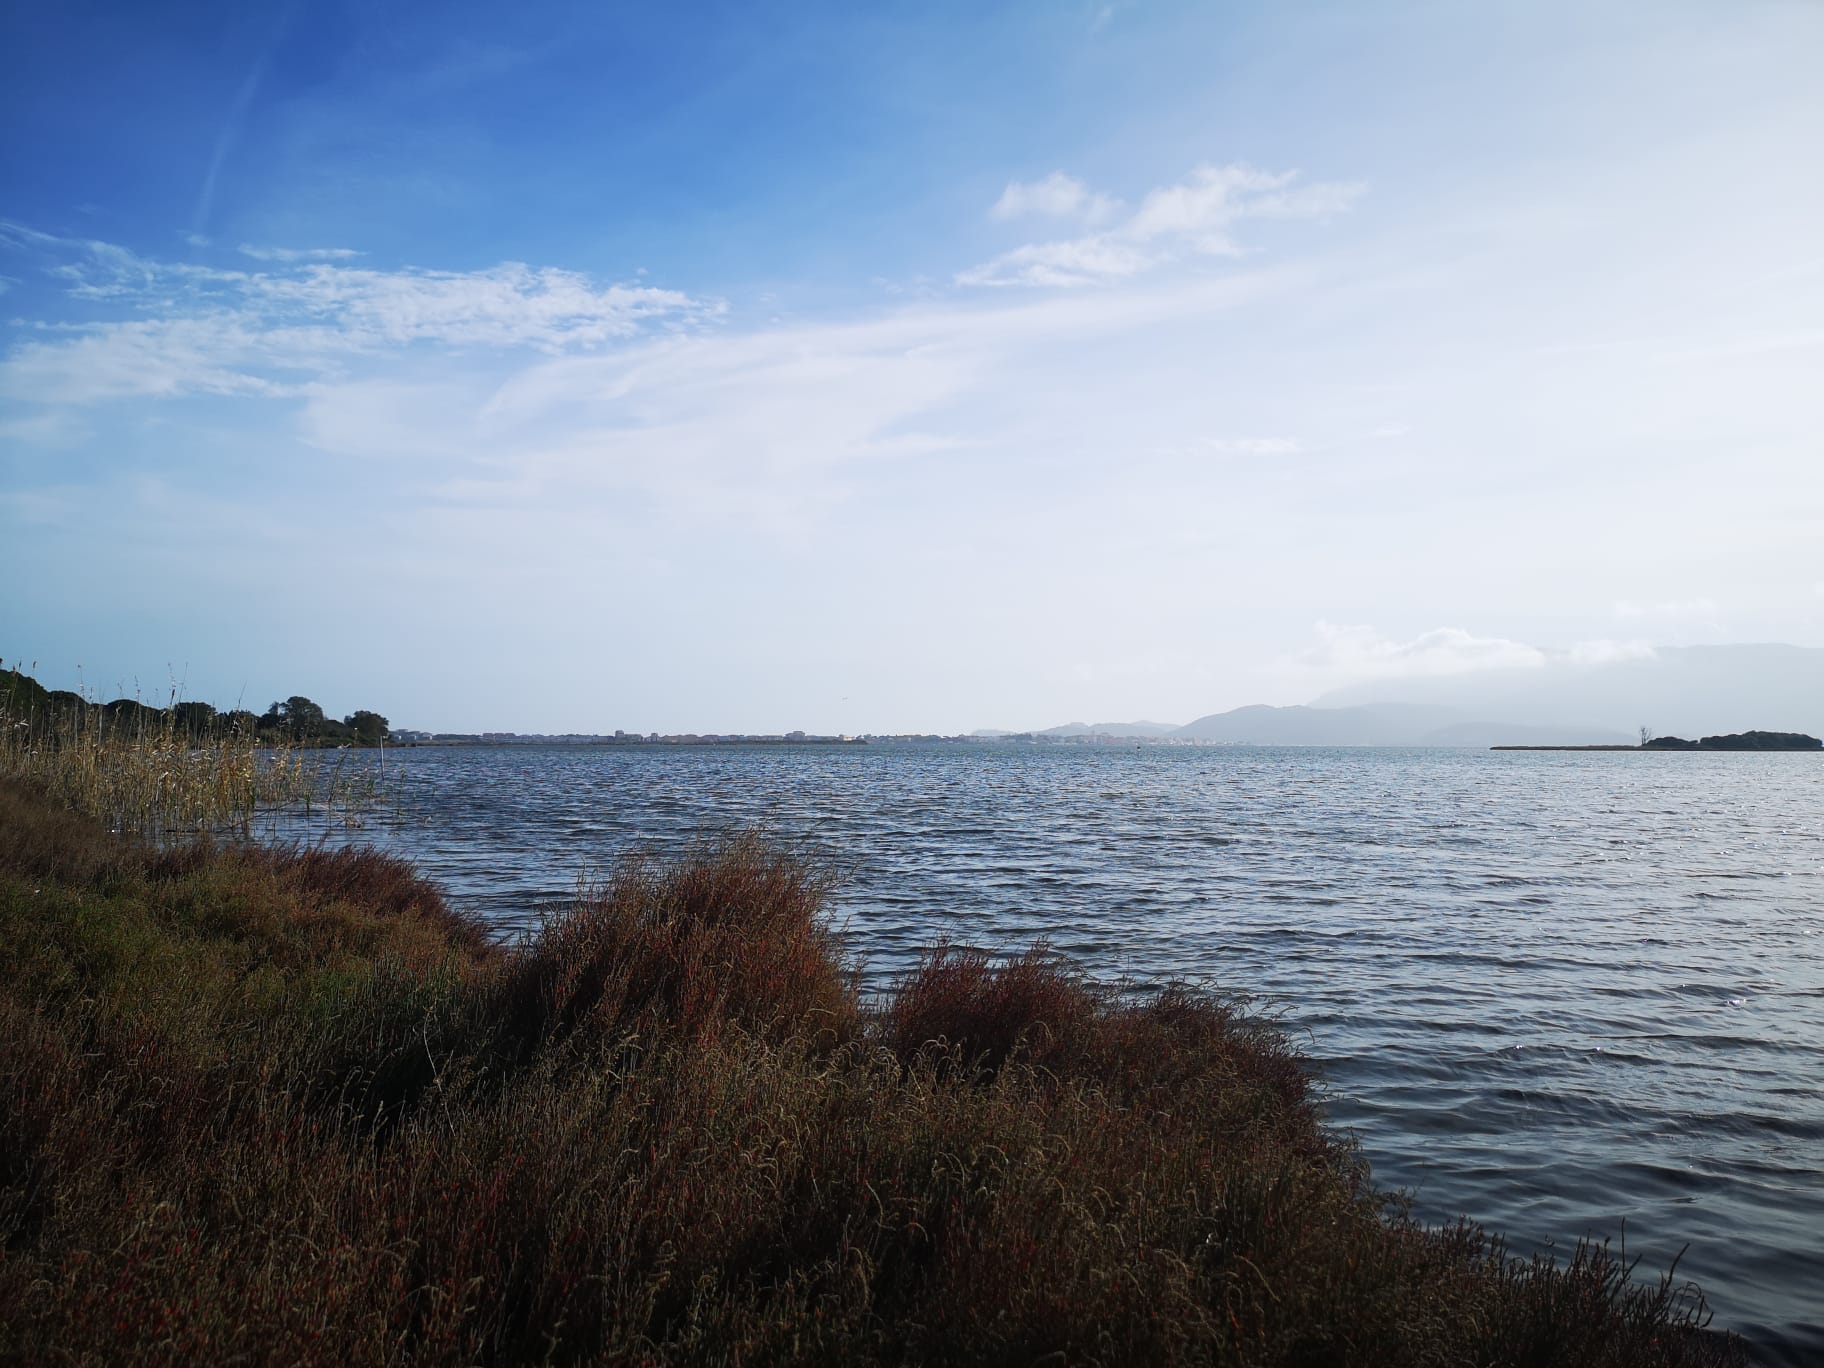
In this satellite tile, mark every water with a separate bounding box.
[286,743,1824,1361]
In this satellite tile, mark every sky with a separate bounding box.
[2,0,1821,734]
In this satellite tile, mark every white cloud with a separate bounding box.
[238,244,362,262]
[43,239,241,301]
[962,162,1364,288]
[955,236,1152,289]
[1,318,300,404]
[247,262,711,349]
[1128,165,1359,245]
[278,264,1293,537]
[1298,623,1549,679]
[989,172,1119,225]
[1295,624,1660,683]
[0,226,720,404]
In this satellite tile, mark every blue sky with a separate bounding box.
[3,0,1821,732]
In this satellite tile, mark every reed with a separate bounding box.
[0,686,371,836]
[0,781,1746,1366]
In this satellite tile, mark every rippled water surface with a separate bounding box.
[290,743,1824,1360]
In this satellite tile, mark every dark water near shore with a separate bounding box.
[285,743,1824,1361]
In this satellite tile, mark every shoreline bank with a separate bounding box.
[0,777,1748,1365]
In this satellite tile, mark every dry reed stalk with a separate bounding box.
[0,693,374,836]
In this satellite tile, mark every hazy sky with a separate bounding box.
[3,1,1821,733]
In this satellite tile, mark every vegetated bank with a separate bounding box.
[1642,730,1822,750]
[1,664,392,838]
[1,662,392,748]
[1494,730,1822,752]
[0,777,1745,1366]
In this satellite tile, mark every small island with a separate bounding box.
[1642,730,1822,750]
[1494,730,1822,752]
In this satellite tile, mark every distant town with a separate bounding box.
[386,729,1199,747]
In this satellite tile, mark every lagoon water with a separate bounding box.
[294,743,1823,1361]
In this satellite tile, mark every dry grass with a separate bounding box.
[0,688,370,836]
[498,831,859,1054]
[0,780,1745,1366]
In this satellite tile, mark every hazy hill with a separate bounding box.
[1038,720,1181,739]
[1313,644,1824,738]
[1172,702,1458,745]
[1166,702,1630,746]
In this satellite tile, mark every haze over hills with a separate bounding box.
[1167,704,1631,748]
[970,721,1182,740]
[1038,721,1181,739]
[1007,644,1823,746]
[1314,644,1824,739]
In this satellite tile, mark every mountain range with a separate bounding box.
[1006,644,1824,747]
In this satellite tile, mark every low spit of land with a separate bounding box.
[1495,730,1822,752]
[0,743,1750,1365]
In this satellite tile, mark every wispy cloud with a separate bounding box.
[989,172,1119,226]
[0,225,720,404]
[1298,623,1550,679]
[1294,623,1656,682]
[960,162,1363,288]
[1088,0,1137,33]
[237,244,362,262]
[410,267,1289,520]
[958,236,1155,289]
[191,14,288,240]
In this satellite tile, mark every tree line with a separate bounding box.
[1643,729,1821,751]
[2,665,390,747]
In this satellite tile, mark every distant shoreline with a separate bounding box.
[391,736,869,748]
[1492,745,1822,752]
[1490,745,1645,751]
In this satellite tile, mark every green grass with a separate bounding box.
[0,779,1744,1365]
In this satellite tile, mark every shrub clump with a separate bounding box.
[0,780,1744,1366]
[498,831,857,1053]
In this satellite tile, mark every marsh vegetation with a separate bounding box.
[1,665,385,836]
[0,774,1743,1365]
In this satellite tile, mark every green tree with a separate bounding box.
[221,709,259,737]
[345,710,390,745]
[173,701,218,738]
[262,696,327,741]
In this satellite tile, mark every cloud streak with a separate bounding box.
[0,225,720,404]
[989,172,1119,226]
[960,163,1363,288]
[238,244,362,262]
[1295,623,1657,682]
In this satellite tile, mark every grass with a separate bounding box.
[1,681,379,838]
[0,778,1745,1366]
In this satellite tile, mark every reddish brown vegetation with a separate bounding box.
[499,833,856,1052]
[0,780,1743,1366]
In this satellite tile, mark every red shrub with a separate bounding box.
[500,831,858,1051]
